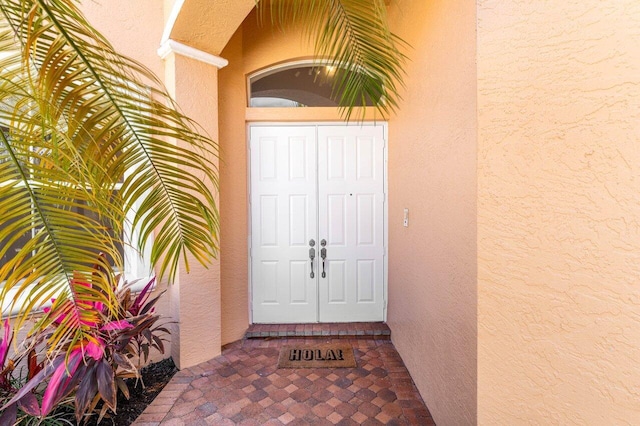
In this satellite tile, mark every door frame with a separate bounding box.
[247,121,389,323]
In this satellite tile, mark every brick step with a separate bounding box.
[245,322,391,339]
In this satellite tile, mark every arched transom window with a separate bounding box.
[248,60,376,108]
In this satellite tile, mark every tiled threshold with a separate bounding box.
[245,322,391,339]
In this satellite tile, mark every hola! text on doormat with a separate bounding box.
[278,343,356,368]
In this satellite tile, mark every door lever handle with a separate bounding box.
[320,239,327,278]
[320,247,326,278]
[309,247,315,278]
[309,239,316,278]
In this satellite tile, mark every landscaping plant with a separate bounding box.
[0,274,168,424]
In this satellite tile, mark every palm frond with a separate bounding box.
[259,0,408,120]
[0,23,121,335]
[0,0,219,354]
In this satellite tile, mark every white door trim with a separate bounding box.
[247,122,388,323]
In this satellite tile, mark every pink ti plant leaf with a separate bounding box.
[0,402,17,426]
[17,392,41,416]
[40,350,84,416]
[0,319,13,391]
[0,356,64,413]
[129,277,156,316]
[0,319,12,367]
[74,364,99,421]
[101,320,133,332]
[96,359,116,411]
[43,275,103,330]
[84,338,106,361]
[39,337,106,416]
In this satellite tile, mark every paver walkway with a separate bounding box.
[134,337,434,425]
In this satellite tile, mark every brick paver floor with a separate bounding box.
[134,338,435,425]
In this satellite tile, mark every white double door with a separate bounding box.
[250,124,386,323]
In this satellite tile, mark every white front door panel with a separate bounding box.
[250,126,318,323]
[317,126,385,322]
[250,124,385,323]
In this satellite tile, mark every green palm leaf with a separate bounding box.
[0,0,219,353]
[259,0,407,120]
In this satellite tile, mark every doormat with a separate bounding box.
[278,343,356,368]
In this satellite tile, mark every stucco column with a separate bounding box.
[160,46,225,369]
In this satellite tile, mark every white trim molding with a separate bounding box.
[161,0,186,45]
[157,39,229,69]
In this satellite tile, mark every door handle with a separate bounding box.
[309,239,316,278]
[320,239,327,278]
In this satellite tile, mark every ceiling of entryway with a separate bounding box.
[167,0,255,54]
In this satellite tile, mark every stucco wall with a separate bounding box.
[219,30,250,345]
[386,1,478,425]
[73,1,640,423]
[166,52,223,368]
[477,1,640,423]
[81,0,164,78]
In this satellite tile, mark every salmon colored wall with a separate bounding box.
[477,1,640,423]
[170,0,255,55]
[81,0,164,78]
[76,1,640,423]
[165,52,222,368]
[386,1,478,425]
[219,30,250,345]
[241,11,314,79]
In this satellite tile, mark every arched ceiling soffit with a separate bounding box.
[169,0,256,55]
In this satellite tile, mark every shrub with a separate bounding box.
[0,276,168,424]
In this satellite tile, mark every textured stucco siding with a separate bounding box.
[81,0,165,78]
[219,29,250,345]
[387,1,478,425]
[171,0,255,55]
[76,1,640,423]
[477,1,640,423]
[168,53,222,368]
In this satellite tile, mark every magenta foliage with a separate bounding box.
[128,277,156,316]
[0,320,11,368]
[0,320,14,406]
[42,278,102,328]
[101,320,133,332]
[0,321,44,425]
[0,319,12,390]
[0,276,167,423]
[40,350,84,415]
